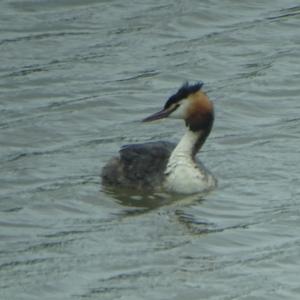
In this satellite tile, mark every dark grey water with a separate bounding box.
[1,1,300,299]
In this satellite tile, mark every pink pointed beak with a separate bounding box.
[142,107,172,122]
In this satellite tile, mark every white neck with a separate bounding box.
[165,129,202,174]
[170,129,202,161]
[164,129,215,194]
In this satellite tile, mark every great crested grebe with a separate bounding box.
[102,82,216,194]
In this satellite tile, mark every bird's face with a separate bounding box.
[143,82,214,132]
[142,98,187,122]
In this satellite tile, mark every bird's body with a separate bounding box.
[102,82,217,195]
[102,141,174,191]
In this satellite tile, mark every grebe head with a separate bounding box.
[143,82,214,132]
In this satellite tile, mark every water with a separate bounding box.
[1,0,300,299]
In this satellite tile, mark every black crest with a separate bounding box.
[164,81,204,109]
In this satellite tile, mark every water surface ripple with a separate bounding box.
[1,1,300,299]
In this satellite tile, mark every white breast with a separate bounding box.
[164,158,215,194]
[163,130,216,194]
